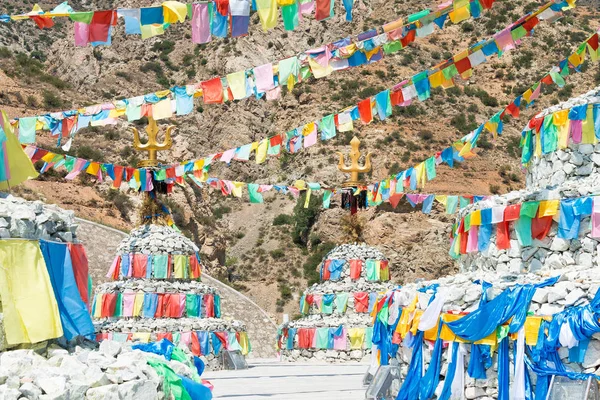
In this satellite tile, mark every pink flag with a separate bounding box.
[122,293,135,317]
[65,158,87,180]
[592,197,600,238]
[253,64,275,93]
[191,4,211,44]
[467,225,479,253]
[74,22,90,47]
[333,328,347,350]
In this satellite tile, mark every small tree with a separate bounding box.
[292,191,322,246]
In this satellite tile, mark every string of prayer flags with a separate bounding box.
[106,252,202,280]
[12,0,508,146]
[449,196,600,259]
[26,141,492,213]
[96,329,251,355]
[92,292,220,319]
[157,0,571,176]
[3,0,486,46]
[520,100,600,164]
[320,259,390,282]
[457,28,600,161]
[380,26,599,193]
[300,291,384,315]
[281,326,373,350]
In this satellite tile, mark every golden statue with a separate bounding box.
[131,117,175,168]
[336,136,372,187]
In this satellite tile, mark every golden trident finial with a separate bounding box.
[336,136,372,188]
[131,117,175,168]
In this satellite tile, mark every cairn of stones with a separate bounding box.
[386,89,600,399]
[279,243,396,363]
[93,224,249,370]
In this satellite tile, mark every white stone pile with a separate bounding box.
[95,279,217,295]
[117,225,199,255]
[95,318,247,334]
[457,90,600,275]
[387,265,600,399]
[525,86,600,190]
[408,90,600,399]
[0,341,206,400]
[0,195,77,242]
[281,244,394,363]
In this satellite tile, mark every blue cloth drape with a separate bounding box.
[396,331,424,400]
[447,276,560,342]
[198,331,210,355]
[180,376,213,400]
[497,337,510,400]
[133,338,175,360]
[419,325,445,399]
[40,240,95,340]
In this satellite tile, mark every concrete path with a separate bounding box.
[203,359,368,400]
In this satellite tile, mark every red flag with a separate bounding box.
[358,98,373,123]
[201,77,224,104]
[315,0,332,21]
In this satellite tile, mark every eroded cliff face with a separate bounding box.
[1,0,599,316]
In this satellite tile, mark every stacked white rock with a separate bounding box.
[279,243,396,363]
[93,224,250,370]
[0,341,207,399]
[387,88,600,399]
[460,86,600,274]
[0,195,77,242]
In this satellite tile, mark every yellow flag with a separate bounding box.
[0,240,64,345]
[255,139,268,164]
[163,1,188,23]
[256,0,277,31]
[0,115,39,190]
[231,182,245,198]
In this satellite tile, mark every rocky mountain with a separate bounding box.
[0,0,599,319]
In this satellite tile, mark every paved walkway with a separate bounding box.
[203,359,368,399]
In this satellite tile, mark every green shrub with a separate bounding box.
[77,146,104,162]
[213,205,232,219]
[42,90,63,108]
[0,47,11,58]
[273,214,293,225]
[418,130,434,141]
[270,249,285,259]
[106,190,133,222]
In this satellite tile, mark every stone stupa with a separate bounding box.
[91,118,250,370]
[278,137,396,362]
[278,243,396,362]
[368,88,600,399]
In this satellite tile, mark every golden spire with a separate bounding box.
[336,136,372,188]
[131,117,175,168]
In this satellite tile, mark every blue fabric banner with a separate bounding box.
[40,240,95,341]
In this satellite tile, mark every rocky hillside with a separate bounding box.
[1,0,600,319]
